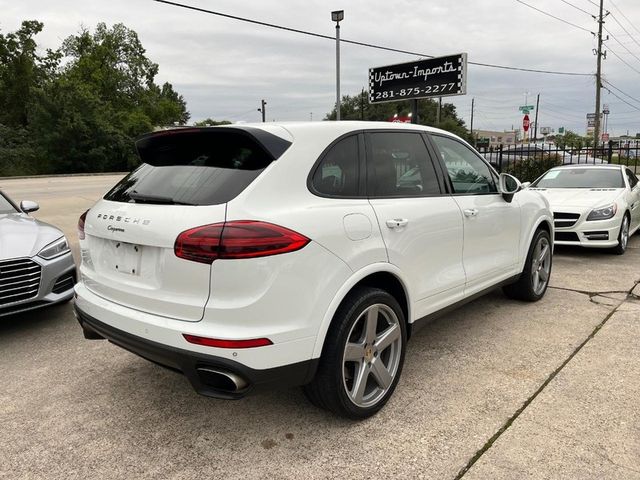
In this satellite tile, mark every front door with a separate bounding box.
[429,134,521,295]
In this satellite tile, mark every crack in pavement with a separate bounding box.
[549,285,640,307]
[453,288,633,479]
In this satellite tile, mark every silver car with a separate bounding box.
[0,190,76,316]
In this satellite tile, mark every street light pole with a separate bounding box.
[331,10,344,121]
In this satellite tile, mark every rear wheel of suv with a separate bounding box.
[303,287,407,419]
[503,229,552,302]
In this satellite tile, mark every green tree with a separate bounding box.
[324,90,471,141]
[0,20,60,128]
[30,22,190,173]
[194,118,233,126]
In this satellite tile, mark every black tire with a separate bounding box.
[503,229,552,302]
[303,287,407,419]
[611,214,630,255]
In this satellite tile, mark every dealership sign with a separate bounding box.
[368,53,467,104]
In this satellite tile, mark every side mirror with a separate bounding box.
[20,200,39,213]
[498,173,521,203]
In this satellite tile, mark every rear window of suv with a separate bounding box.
[104,128,291,205]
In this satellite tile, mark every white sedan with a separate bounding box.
[530,164,640,254]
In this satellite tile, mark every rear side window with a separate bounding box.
[311,135,360,197]
[626,169,638,188]
[105,129,290,206]
[367,132,441,197]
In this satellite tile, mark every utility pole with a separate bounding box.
[436,97,442,126]
[594,0,605,146]
[331,10,344,121]
[533,94,540,142]
[470,98,475,145]
[258,99,266,123]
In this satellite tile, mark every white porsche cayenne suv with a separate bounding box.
[74,122,553,418]
[531,164,640,254]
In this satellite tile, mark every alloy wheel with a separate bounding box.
[621,216,629,251]
[531,236,551,296]
[342,303,403,408]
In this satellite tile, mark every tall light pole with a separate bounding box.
[331,10,344,121]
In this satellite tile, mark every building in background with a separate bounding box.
[474,129,517,148]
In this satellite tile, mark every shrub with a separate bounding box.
[505,154,562,183]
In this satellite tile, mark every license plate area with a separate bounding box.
[113,242,142,276]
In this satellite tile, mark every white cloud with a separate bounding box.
[3,0,640,134]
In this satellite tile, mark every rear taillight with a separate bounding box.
[174,221,310,264]
[182,334,272,349]
[78,210,89,240]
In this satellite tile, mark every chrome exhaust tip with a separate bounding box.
[196,367,249,392]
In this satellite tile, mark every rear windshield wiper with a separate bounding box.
[128,191,194,205]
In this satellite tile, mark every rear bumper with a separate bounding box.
[75,305,318,399]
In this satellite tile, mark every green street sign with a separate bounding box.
[558,127,565,134]
[520,109,530,115]
[519,105,535,112]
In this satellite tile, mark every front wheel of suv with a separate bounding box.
[303,287,407,419]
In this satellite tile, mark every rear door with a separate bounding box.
[80,127,291,321]
[428,133,521,295]
[366,131,466,319]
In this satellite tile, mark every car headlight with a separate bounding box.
[586,203,617,221]
[38,237,70,260]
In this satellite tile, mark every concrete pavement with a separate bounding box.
[0,175,639,479]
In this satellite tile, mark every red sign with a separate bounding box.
[523,114,530,132]
[388,116,412,123]
[602,133,609,142]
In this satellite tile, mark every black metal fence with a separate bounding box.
[476,142,640,174]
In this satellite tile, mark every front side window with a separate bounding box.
[430,135,497,194]
[626,169,639,188]
[367,132,440,197]
[311,135,360,197]
[0,193,17,214]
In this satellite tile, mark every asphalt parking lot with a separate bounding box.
[1,175,639,480]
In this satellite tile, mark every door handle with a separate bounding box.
[463,208,479,217]
[386,218,409,229]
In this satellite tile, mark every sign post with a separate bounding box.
[523,114,530,141]
[368,53,467,114]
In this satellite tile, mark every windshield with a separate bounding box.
[0,192,18,214]
[533,168,624,189]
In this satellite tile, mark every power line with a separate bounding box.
[602,79,640,107]
[607,45,640,75]
[604,27,640,65]
[153,0,592,76]
[608,0,640,38]
[558,0,596,17]
[603,88,640,112]
[514,0,594,33]
[606,12,640,51]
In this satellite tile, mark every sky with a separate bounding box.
[3,0,640,136]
